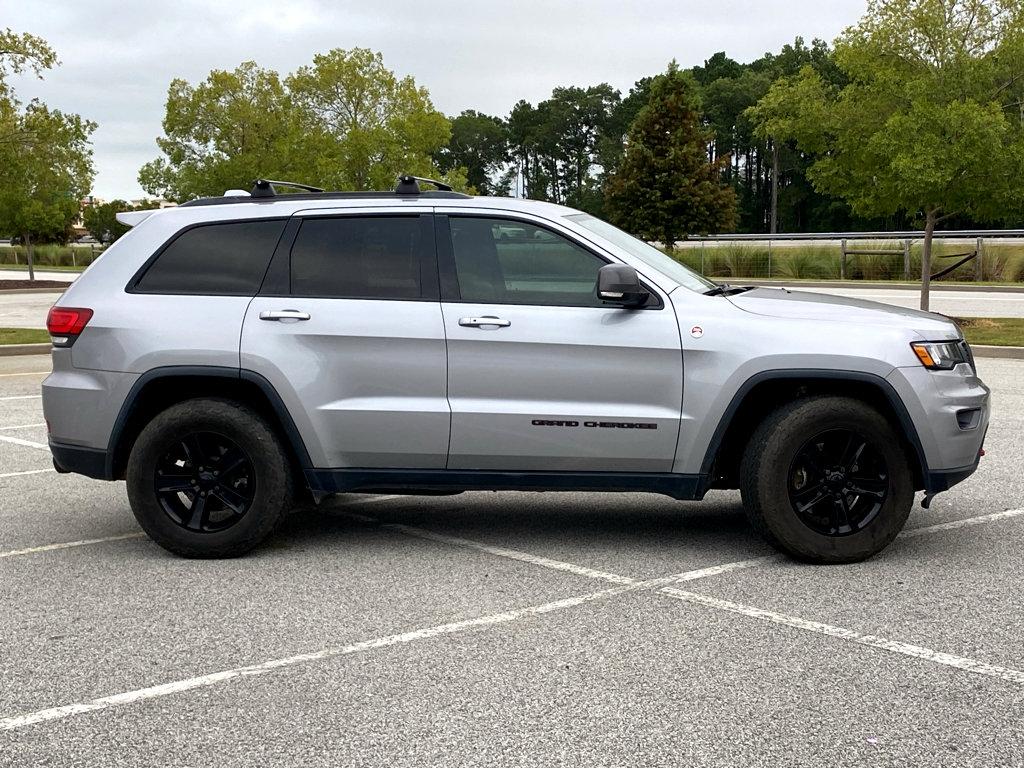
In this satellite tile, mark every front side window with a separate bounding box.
[135,219,285,295]
[449,217,605,307]
[290,216,422,299]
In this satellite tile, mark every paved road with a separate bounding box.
[1,286,1022,330]
[0,270,76,283]
[791,285,1024,318]
[0,354,1022,765]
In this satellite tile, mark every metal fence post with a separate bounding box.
[903,239,911,281]
[767,240,772,278]
[840,239,847,280]
[976,237,983,281]
[700,239,705,275]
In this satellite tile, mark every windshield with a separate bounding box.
[565,214,715,292]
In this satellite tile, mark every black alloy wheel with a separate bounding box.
[154,431,255,533]
[787,428,889,537]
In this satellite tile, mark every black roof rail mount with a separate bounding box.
[250,179,326,198]
[396,175,454,194]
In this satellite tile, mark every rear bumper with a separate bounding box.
[50,441,110,480]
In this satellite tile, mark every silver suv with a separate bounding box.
[42,177,990,562]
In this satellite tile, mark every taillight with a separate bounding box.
[46,307,93,347]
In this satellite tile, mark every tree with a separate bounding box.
[0,30,93,279]
[748,0,1024,309]
[139,62,306,201]
[0,102,95,278]
[604,63,737,248]
[83,199,159,244]
[287,48,454,191]
[434,110,508,194]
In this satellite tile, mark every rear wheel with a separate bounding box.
[126,398,295,558]
[739,396,914,563]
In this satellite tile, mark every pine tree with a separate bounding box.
[605,63,737,248]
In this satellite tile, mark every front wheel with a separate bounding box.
[739,396,914,564]
[126,398,295,558]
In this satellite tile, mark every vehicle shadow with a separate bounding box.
[273,490,764,558]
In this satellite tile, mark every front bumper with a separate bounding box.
[887,361,990,495]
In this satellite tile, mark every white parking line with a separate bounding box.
[660,587,1024,686]
[0,434,48,449]
[0,394,41,401]
[0,468,54,479]
[0,371,48,377]
[0,422,46,430]
[900,508,1024,538]
[0,568,715,731]
[0,533,144,559]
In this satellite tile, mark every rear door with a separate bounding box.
[437,211,684,472]
[241,208,450,469]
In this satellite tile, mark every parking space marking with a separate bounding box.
[660,587,1024,686]
[0,422,46,431]
[0,394,41,401]
[0,532,145,559]
[900,507,1024,538]
[0,434,48,449]
[0,371,48,378]
[0,568,721,731]
[0,468,53,479]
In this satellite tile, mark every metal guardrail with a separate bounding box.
[680,230,1024,281]
[685,229,1024,241]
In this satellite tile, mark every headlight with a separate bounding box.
[911,341,968,370]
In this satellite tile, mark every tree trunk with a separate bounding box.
[770,140,780,234]
[920,209,937,312]
[24,233,35,282]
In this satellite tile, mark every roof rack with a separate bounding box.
[251,179,325,197]
[178,174,470,208]
[395,175,453,194]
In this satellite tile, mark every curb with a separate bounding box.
[0,287,69,294]
[0,343,50,357]
[742,279,1024,293]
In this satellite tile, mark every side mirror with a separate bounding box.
[597,264,649,307]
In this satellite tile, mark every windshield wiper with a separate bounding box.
[702,283,756,297]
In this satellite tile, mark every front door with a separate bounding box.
[437,213,683,472]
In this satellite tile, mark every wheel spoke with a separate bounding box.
[795,488,831,514]
[156,473,194,493]
[185,493,208,530]
[181,434,207,467]
[211,485,249,514]
[848,481,886,499]
[217,449,248,479]
[843,440,867,470]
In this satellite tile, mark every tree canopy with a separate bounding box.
[604,63,737,247]
[748,0,1024,307]
[140,49,461,200]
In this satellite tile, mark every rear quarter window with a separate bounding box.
[133,219,286,295]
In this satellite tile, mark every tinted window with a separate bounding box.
[290,216,422,299]
[135,220,285,295]
[449,217,605,306]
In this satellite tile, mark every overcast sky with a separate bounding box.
[1,0,866,199]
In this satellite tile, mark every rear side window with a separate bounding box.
[134,219,285,295]
[290,216,423,299]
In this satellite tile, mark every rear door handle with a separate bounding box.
[459,316,511,328]
[259,309,311,322]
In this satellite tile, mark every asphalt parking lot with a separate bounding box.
[0,353,1022,766]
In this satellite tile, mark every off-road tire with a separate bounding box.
[739,396,914,564]
[126,398,295,558]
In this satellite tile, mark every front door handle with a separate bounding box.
[459,316,511,328]
[259,309,311,322]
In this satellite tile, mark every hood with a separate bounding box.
[726,287,960,339]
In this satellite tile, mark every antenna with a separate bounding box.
[395,175,454,194]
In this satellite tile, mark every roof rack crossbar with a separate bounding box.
[395,175,454,194]
[251,179,325,198]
